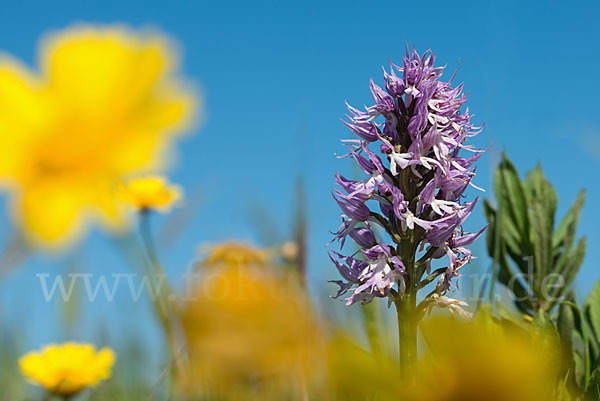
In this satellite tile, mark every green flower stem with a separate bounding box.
[138,209,184,378]
[395,233,419,377]
[395,291,417,377]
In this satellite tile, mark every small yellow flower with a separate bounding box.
[0,25,197,247]
[19,342,115,397]
[119,175,181,212]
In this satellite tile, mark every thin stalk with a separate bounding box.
[476,263,492,312]
[489,164,504,302]
[294,179,308,286]
[362,301,383,357]
[138,210,185,380]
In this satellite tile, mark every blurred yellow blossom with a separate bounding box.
[0,25,197,246]
[326,336,402,401]
[407,310,560,401]
[119,175,181,212]
[19,342,115,396]
[201,242,269,268]
[326,307,561,401]
[181,244,326,400]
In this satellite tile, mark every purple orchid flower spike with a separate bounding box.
[327,46,487,353]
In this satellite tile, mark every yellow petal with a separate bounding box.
[19,343,116,396]
[16,179,87,245]
[42,26,170,120]
[0,60,53,177]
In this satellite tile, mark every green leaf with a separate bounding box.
[574,346,586,388]
[584,281,600,345]
[558,303,576,377]
[582,314,600,379]
[525,164,558,227]
[550,191,586,306]
[556,373,573,401]
[586,369,600,400]
[496,299,520,323]
[528,199,553,289]
[485,154,586,319]
[485,197,530,282]
[483,199,497,256]
[553,189,585,253]
[557,237,587,299]
[562,291,599,381]
[487,223,534,314]
[497,155,531,250]
[496,258,534,314]
[483,199,530,307]
[523,166,557,296]
[494,300,534,337]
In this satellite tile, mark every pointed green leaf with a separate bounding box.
[528,199,553,290]
[574,339,586,388]
[525,164,558,228]
[558,303,576,377]
[556,373,573,401]
[486,213,534,315]
[582,306,600,373]
[584,281,600,344]
[497,155,531,249]
[553,189,585,252]
[483,199,497,256]
[586,369,600,400]
[554,237,587,303]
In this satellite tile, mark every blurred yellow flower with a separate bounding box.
[0,25,197,246]
[326,307,561,401]
[327,336,402,401]
[119,175,181,212]
[181,244,325,400]
[408,310,560,401]
[201,242,269,268]
[19,342,115,396]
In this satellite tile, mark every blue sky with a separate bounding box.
[0,0,598,357]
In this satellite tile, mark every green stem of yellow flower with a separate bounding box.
[138,209,185,383]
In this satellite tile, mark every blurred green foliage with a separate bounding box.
[484,153,600,400]
[484,153,586,315]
